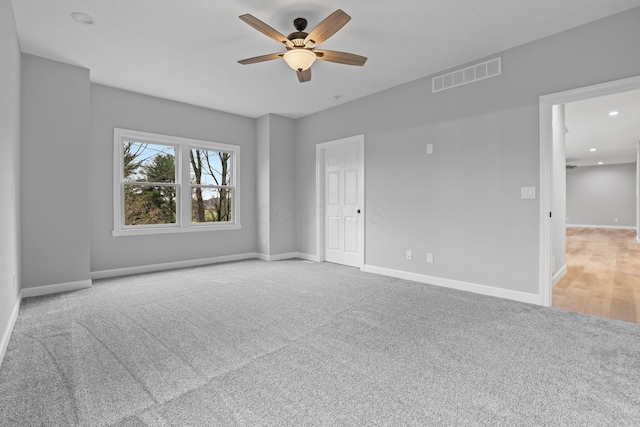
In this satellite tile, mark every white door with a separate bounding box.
[324,140,363,267]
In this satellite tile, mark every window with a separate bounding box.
[190,148,233,223]
[113,128,240,236]
[122,141,177,226]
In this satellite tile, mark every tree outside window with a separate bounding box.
[190,149,233,223]
[123,141,177,225]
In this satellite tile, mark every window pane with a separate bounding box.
[190,149,232,186]
[124,184,177,225]
[123,141,175,183]
[191,187,232,223]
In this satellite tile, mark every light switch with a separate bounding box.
[521,187,536,199]
[427,144,433,154]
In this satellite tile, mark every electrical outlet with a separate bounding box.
[427,144,433,154]
[262,238,266,246]
[406,250,412,260]
[427,253,434,263]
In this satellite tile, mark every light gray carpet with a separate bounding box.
[1,259,639,426]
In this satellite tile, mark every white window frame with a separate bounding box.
[113,128,241,236]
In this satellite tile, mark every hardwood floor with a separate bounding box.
[553,227,640,323]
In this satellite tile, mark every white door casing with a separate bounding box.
[538,75,640,307]
[316,135,365,269]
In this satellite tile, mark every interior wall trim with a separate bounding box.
[363,264,541,306]
[294,253,320,263]
[21,280,93,299]
[0,292,22,368]
[256,252,319,262]
[552,264,568,287]
[91,253,258,280]
[539,74,640,308]
[566,224,637,230]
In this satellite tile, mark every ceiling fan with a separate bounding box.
[237,9,367,83]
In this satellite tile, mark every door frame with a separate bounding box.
[538,75,640,307]
[316,134,365,270]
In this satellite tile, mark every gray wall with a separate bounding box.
[256,114,296,257]
[268,115,296,256]
[20,54,91,289]
[90,84,257,273]
[0,0,21,351]
[256,115,270,255]
[294,8,640,295]
[566,163,636,227]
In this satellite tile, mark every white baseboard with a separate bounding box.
[363,265,540,305]
[91,252,259,280]
[567,224,636,230]
[552,264,568,287]
[21,279,93,299]
[255,252,297,261]
[272,252,304,261]
[256,252,320,262]
[295,253,320,262]
[0,292,22,368]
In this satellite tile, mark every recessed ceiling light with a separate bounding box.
[608,111,619,116]
[589,148,596,152]
[71,12,94,25]
[598,162,604,165]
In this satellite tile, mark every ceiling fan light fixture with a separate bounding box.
[283,49,316,71]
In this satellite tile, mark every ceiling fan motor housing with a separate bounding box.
[287,18,309,47]
[287,34,308,48]
[293,17,307,31]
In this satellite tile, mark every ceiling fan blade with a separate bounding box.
[238,52,284,65]
[239,14,294,48]
[314,50,367,66]
[297,68,312,83]
[304,9,351,46]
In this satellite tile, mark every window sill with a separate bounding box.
[112,223,242,237]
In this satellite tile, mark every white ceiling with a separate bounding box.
[11,0,640,119]
[565,89,640,167]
